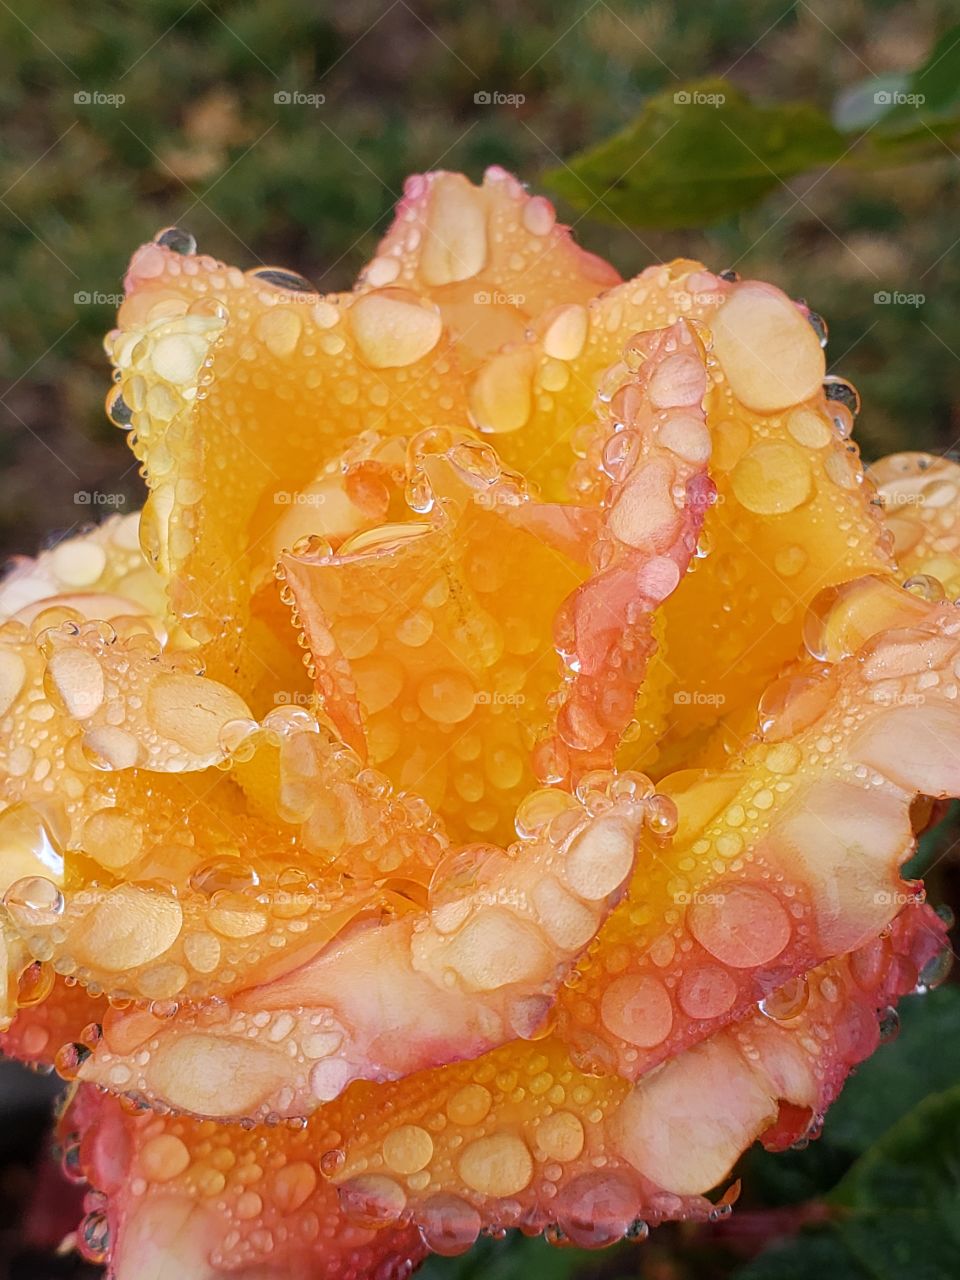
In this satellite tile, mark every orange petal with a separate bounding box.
[556,581,958,1077]
[870,450,960,597]
[279,433,586,843]
[110,235,469,688]
[60,1083,426,1279]
[0,514,164,625]
[365,167,619,368]
[536,319,713,783]
[60,904,940,1273]
[78,774,658,1118]
[281,319,709,831]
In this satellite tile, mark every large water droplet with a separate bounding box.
[189,857,260,895]
[4,875,64,929]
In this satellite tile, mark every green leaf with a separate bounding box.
[737,1082,960,1280]
[831,1084,960,1214]
[543,78,847,229]
[822,985,960,1153]
[909,23,960,116]
[829,1085,960,1279]
[733,1231,869,1280]
[833,24,960,145]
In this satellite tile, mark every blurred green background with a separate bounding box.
[1,2,960,1277]
[3,0,960,560]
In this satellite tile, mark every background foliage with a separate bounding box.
[3,0,960,559]
[1,1,959,1277]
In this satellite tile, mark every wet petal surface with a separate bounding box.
[0,169,956,1278]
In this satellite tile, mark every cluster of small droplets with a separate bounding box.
[0,514,162,628]
[277,431,595,846]
[870,452,960,600]
[535,319,715,784]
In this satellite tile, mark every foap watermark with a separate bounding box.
[274,490,326,506]
[474,90,525,107]
[674,890,726,906]
[474,290,526,307]
[472,488,523,510]
[274,690,313,706]
[674,89,726,107]
[475,690,526,707]
[874,290,925,307]
[874,90,925,108]
[674,690,725,706]
[456,886,528,910]
[274,90,326,108]
[75,291,124,307]
[671,287,725,309]
[868,689,926,709]
[74,90,125,107]
[874,889,926,907]
[882,490,927,506]
[75,490,126,508]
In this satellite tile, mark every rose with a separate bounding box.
[0,167,953,1278]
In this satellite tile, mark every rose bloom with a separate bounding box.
[0,168,954,1279]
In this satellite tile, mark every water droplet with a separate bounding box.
[936,903,955,929]
[17,961,54,1008]
[319,1148,345,1177]
[250,267,315,293]
[54,1041,91,1081]
[458,1133,532,1196]
[383,1124,434,1175]
[878,1005,900,1043]
[106,389,133,427]
[806,310,828,347]
[4,876,64,929]
[79,1210,111,1263]
[916,947,952,992]
[62,1140,85,1183]
[350,289,442,368]
[189,857,260,895]
[823,375,861,416]
[644,793,678,837]
[555,1171,638,1248]
[903,573,944,602]
[417,671,476,724]
[155,227,196,255]
[338,1174,406,1226]
[731,441,812,515]
[418,1193,482,1256]
[759,975,809,1021]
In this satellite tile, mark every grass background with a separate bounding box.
[1,2,959,1277]
[2,0,960,558]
